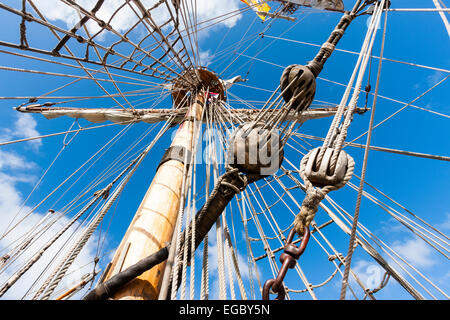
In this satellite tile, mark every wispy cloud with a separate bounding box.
[436,212,450,231]
[0,151,99,300]
[32,0,242,40]
[193,227,252,299]
[392,236,437,269]
[199,50,214,67]
[0,150,35,171]
[351,259,386,291]
[426,71,446,87]
[0,114,42,151]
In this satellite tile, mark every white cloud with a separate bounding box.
[0,114,42,151]
[392,236,437,269]
[195,0,242,29]
[427,71,445,87]
[436,212,450,231]
[14,114,42,150]
[193,227,251,299]
[199,50,214,67]
[0,151,98,300]
[351,259,386,291]
[32,0,242,39]
[0,150,37,220]
[349,234,441,299]
[0,150,35,171]
[33,0,144,35]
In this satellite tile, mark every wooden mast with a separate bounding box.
[103,90,205,300]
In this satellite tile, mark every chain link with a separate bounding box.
[262,226,310,300]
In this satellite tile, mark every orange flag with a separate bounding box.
[240,0,271,21]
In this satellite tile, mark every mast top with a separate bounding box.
[171,67,226,109]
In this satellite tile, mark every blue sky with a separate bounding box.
[0,0,449,300]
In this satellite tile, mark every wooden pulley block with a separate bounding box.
[303,147,349,187]
[226,123,284,176]
[280,64,316,111]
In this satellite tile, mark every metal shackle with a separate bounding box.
[303,147,349,188]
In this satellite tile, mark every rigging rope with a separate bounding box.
[340,2,388,299]
[30,114,176,300]
[34,154,146,300]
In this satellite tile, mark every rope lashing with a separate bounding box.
[320,42,336,56]
[307,12,355,77]
[294,147,354,236]
[293,188,326,236]
[19,0,30,48]
[1,254,9,264]
[280,64,316,111]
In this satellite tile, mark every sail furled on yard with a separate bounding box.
[279,0,344,12]
[15,105,342,125]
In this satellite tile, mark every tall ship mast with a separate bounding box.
[0,0,448,301]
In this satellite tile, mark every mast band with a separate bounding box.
[158,145,192,170]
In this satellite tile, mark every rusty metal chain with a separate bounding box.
[262,226,310,300]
